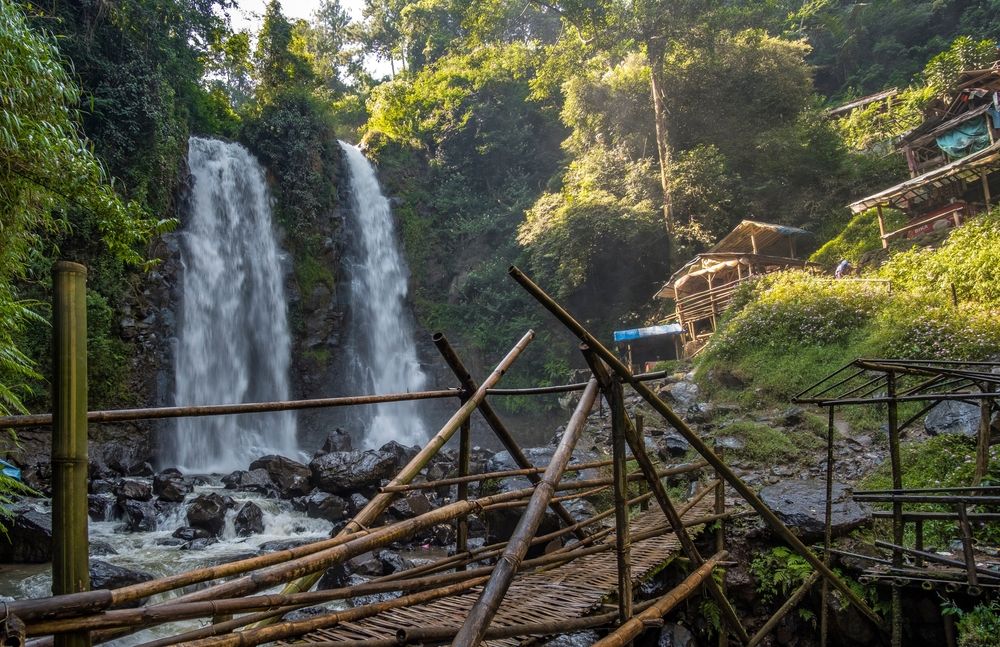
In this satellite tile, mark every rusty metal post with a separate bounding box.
[52,261,91,647]
[821,405,835,647]
[609,376,633,622]
[886,372,903,647]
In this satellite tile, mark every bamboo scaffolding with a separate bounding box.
[508,264,886,631]
[591,551,727,647]
[432,334,586,539]
[449,377,600,646]
[377,458,614,493]
[581,349,749,644]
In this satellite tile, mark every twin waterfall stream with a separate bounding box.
[172,137,428,470]
[0,137,433,615]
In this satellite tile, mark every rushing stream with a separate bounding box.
[170,137,298,472]
[339,141,430,449]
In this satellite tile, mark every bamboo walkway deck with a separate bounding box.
[298,496,716,645]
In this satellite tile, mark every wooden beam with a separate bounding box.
[877,205,888,249]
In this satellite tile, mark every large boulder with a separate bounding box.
[0,506,51,563]
[114,479,153,502]
[119,499,158,532]
[153,470,192,503]
[186,493,233,536]
[314,428,352,456]
[222,469,277,497]
[760,480,870,541]
[90,560,154,590]
[234,502,265,536]
[377,441,419,472]
[303,491,348,523]
[310,450,397,495]
[388,492,433,520]
[249,455,312,498]
[924,401,983,438]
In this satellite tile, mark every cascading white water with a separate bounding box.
[339,141,430,448]
[170,137,298,472]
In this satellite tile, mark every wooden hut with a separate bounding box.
[850,64,1000,246]
[655,220,815,342]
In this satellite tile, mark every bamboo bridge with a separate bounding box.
[1,264,889,647]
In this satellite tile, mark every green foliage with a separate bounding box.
[861,435,1000,546]
[750,546,814,604]
[943,599,1000,647]
[810,208,907,266]
[716,420,823,464]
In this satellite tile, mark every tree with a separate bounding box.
[255,1,314,98]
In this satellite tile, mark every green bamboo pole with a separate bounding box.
[52,261,90,647]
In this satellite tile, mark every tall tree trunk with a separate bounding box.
[647,40,673,271]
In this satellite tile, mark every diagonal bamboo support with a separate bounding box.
[433,333,588,540]
[449,378,600,646]
[508,265,886,631]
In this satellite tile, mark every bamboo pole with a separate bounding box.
[974,393,991,486]
[270,330,533,602]
[887,372,903,647]
[591,552,727,647]
[610,377,633,623]
[581,349,749,645]
[52,262,91,647]
[508,265,885,631]
[378,458,614,492]
[747,572,821,647]
[821,406,835,647]
[432,334,586,539]
[450,377,600,646]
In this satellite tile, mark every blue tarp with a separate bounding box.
[936,118,991,159]
[0,459,21,481]
[613,324,683,343]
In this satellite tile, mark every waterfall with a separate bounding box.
[339,141,430,449]
[170,137,298,473]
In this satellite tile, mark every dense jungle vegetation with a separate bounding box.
[3,0,1000,410]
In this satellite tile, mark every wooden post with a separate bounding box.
[982,170,992,212]
[914,520,924,567]
[956,503,979,586]
[887,371,903,647]
[714,443,727,647]
[974,394,991,486]
[610,377,633,623]
[747,572,821,647]
[877,205,888,249]
[52,261,91,647]
[821,406,835,647]
[750,233,758,255]
[456,399,471,570]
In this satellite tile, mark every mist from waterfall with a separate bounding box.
[170,137,298,473]
[339,141,430,449]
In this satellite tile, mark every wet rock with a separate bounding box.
[656,623,697,647]
[541,632,601,646]
[249,455,312,498]
[222,469,277,497]
[184,537,218,551]
[760,480,870,541]
[90,560,154,590]
[89,493,115,521]
[429,523,455,546]
[90,540,118,556]
[486,505,560,551]
[172,527,212,541]
[186,493,233,536]
[315,428,352,455]
[664,381,700,408]
[120,499,158,532]
[0,507,51,563]
[378,441,420,472]
[115,479,153,502]
[304,491,348,522]
[316,563,351,590]
[778,406,806,427]
[661,432,690,457]
[259,538,315,552]
[379,551,410,575]
[90,479,117,495]
[924,401,982,438]
[153,471,192,503]
[487,448,601,492]
[310,450,397,495]
[234,502,265,536]
[348,493,370,515]
[388,492,433,519]
[347,550,384,577]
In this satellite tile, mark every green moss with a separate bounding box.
[810,207,907,267]
[715,420,822,465]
